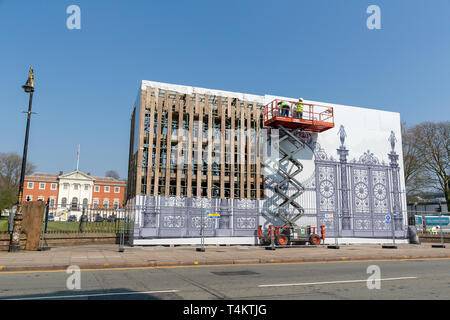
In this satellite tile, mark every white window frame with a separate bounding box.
[39,183,46,190]
[27,182,34,189]
[50,183,57,190]
[26,195,33,201]
[104,186,110,193]
[37,196,45,201]
[84,184,89,191]
[94,186,100,192]
[114,187,120,193]
[103,198,109,208]
[63,183,69,190]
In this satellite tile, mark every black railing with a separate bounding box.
[43,203,134,234]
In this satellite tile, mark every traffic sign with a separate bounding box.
[324,213,334,222]
[208,213,220,219]
[385,215,391,223]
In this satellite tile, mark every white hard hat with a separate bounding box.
[299,98,304,101]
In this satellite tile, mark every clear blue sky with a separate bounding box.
[1,0,449,179]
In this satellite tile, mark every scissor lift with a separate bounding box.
[260,99,334,246]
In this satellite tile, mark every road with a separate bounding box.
[0,258,449,300]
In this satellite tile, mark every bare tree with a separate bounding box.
[105,170,120,180]
[411,121,450,210]
[0,153,36,190]
[402,123,430,201]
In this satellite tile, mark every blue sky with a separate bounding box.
[0,0,449,179]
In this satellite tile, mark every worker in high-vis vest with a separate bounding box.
[295,98,304,119]
[278,101,290,117]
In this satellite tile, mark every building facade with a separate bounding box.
[127,80,408,245]
[24,170,126,210]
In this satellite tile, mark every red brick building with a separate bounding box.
[23,170,126,209]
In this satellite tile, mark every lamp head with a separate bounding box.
[22,67,34,93]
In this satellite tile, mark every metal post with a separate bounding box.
[271,225,275,250]
[328,212,340,249]
[391,213,396,247]
[119,208,125,252]
[382,213,397,249]
[196,208,205,252]
[9,68,35,252]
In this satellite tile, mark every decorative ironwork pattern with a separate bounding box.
[165,196,186,207]
[318,166,337,212]
[162,215,185,228]
[237,199,256,210]
[235,216,257,229]
[372,170,389,214]
[190,216,215,229]
[352,168,370,213]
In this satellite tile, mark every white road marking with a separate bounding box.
[259,277,418,288]
[3,289,179,300]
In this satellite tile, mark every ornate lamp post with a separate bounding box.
[9,68,35,252]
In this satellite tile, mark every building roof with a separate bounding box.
[25,171,126,184]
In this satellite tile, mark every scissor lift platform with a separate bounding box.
[263,99,334,132]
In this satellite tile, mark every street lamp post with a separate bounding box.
[9,68,35,252]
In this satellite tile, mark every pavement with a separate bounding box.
[0,243,449,272]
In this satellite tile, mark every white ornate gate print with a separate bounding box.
[314,127,406,239]
[350,163,392,237]
[315,163,339,236]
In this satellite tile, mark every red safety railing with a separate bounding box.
[263,99,334,132]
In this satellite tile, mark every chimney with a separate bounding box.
[87,172,91,176]
[59,171,63,176]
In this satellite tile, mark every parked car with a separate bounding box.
[79,215,88,223]
[108,214,117,222]
[68,215,77,222]
[94,215,104,222]
[47,215,55,222]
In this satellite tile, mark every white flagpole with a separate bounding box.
[76,144,80,171]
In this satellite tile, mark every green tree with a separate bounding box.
[0,188,15,212]
[0,152,36,210]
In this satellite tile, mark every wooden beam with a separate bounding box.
[152,91,166,196]
[176,94,184,197]
[164,97,174,196]
[186,94,193,198]
[247,105,251,199]
[206,94,212,198]
[196,94,203,197]
[146,87,157,196]
[255,103,261,200]
[240,102,246,199]
[220,97,225,198]
[136,89,147,195]
[230,98,235,199]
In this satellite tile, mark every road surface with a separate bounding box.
[0,258,449,300]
